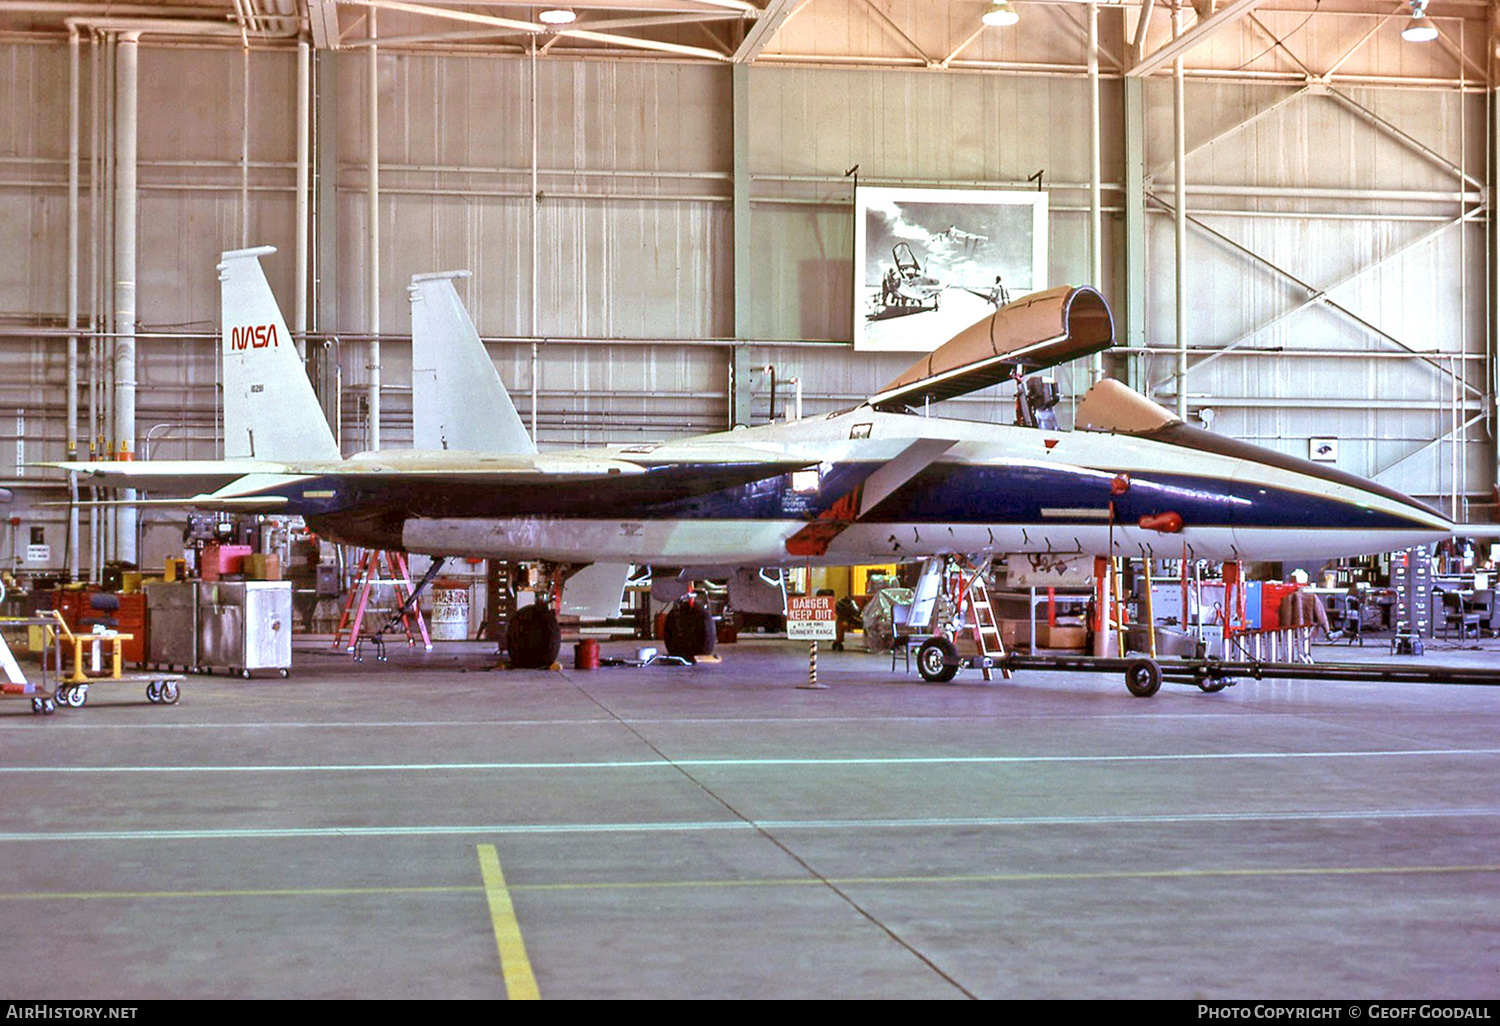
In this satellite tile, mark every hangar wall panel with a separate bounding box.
[0,23,1493,564]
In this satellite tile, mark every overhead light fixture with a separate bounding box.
[981,1,1019,28]
[539,8,577,25]
[1400,0,1437,42]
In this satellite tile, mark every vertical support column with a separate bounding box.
[1123,76,1148,394]
[367,12,381,452]
[239,33,250,246]
[113,30,139,565]
[88,29,100,580]
[1087,1,1103,384]
[730,62,753,428]
[294,39,310,359]
[314,47,340,446]
[67,27,80,581]
[1491,87,1499,518]
[1173,5,1188,421]
[103,33,115,562]
[530,40,540,442]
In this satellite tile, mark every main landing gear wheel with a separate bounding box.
[663,601,716,659]
[61,685,87,708]
[160,681,180,705]
[1124,658,1163,698]
[146,681,162,703]
[916,637,960,684]
[507,604,562,669]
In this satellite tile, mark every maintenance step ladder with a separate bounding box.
[332,549,433,654]
[956,564,1011,681]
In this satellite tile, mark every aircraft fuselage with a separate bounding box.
[289,407,1449,566]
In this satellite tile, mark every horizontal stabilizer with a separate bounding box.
[871,285,1114,409]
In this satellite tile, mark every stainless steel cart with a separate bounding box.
[196,581,293,679]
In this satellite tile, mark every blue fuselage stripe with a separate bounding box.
[282,461,1431,532]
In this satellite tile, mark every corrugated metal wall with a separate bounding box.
[0,15,1491,568]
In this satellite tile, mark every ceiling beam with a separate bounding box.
[307,0,340,48]
[1126,0,1267,77]
[335,0,541,35]
[563,25,732,59]
[733,0,806,62]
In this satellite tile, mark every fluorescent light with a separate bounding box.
[981,1,1019,27]
[539,8,576,25]
[1401,0,1437,42]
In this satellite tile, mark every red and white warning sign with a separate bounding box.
[786,595,837,641]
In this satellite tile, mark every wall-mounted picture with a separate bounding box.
[853,186,1048,352]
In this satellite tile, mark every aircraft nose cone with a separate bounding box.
[1144,421,1453,559]
[1229,450,1453,558]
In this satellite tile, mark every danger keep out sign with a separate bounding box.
[786,595,836,641]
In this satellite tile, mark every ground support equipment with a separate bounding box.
[0,616,64,715]
[332,549,433,655]
[54,673,185,708]
[916,649,1500,697]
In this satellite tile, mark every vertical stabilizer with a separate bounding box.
[410,271,536,454]
[219,247,340,462]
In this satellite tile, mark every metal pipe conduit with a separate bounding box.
[1173,3,1187,422]
[0,327,1489,362]
[113,29,138,562]
[367,8,381,452]
[66,25,79,580]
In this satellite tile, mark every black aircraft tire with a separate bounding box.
[916,637,960,684]
[508,604,562,670]
[664,602,716,658]
[1124,657,1163,698]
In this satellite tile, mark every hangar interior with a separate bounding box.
[2,0,1500,1002]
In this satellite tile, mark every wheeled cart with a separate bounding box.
[0,615,67,715]
[196,581,293,679]
[54,673,184,708]
[913,641,1500,696]
[2,684,58,715]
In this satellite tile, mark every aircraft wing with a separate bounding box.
[785,437,960,557]
[41,446,822,517]
[43,459,305,494]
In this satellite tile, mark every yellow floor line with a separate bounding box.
[477,844,541,1000]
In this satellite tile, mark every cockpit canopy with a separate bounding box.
[870,285,1114,410]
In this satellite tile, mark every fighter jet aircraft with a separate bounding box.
[935,225,988,248]
[52,247,1453,665]
[870,242,947,321]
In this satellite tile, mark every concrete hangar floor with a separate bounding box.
[2,636,1497,1000]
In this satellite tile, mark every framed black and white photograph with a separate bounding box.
[1309,437,1339,462]
[853,186,1049,352]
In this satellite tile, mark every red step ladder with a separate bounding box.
[332,549,433,653]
